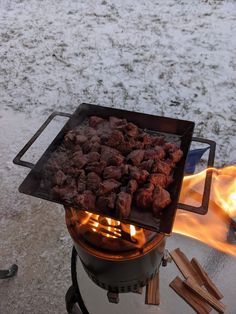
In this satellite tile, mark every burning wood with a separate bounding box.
[169,248,226,313]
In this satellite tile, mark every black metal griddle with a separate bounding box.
[13,104,215,234]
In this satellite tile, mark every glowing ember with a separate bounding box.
[174,166,236,256]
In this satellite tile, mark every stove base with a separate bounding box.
[66,247,162,314]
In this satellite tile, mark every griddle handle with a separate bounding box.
[13,112,71,169]
[177,137,216,215]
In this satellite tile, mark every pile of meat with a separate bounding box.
[42,116,183,218]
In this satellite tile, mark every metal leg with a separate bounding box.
[0,264,18,279]
[66,247,89,314]
[65,285,82,314]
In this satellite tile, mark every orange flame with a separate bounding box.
[174,166,236,256]
[78,210,145,246]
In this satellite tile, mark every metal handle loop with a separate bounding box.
[177,137,216,215]
[13,111,71,169]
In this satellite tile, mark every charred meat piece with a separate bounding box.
[85,161,106,175]
[90,135,101,144]
[97,179,121,196]
[126,149,144,166]
[144,146,165,160]
[129,166,149,184]
[138,133,153,145]
[103,166,122,180]
[163,143,178,153]
[100,145,124,166]
[85,152,100,163]
[117,140,135,155]
[82,141,101,153]
[64,130,76,147]
[125,122,139,137]
[135,188,153,210]
[170,148,183,163]
[152,160,172,176]
[89,116,104,128]
[96,193,117,210]
[140,160,154,172]
[87,172,101,192]
[109,154,124,166]
[109,116,127,129]
[75,134,88,144]
[152,186,171,216]
[74,190,96,210]
[64,166,83,177]
[149,173,173,188]
[126,179,138,194]
[116,192,132,218]
[53,170,67,186]
[72,152,87,169]
[52,185,77,202]
[77,170,87,193]
[151,136,165,146]
[101,130,124,148]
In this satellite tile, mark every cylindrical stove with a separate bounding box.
[65,207,166,293]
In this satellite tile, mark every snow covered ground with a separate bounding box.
[1,0,236,165]
[1,1,236,313]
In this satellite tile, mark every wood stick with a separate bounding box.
[191,258,224,300]
[145,272,160,305]
[183,277,226,314]
[170,248,203,286]
[169,276,212,314]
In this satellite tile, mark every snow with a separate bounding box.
[1,0,236,165]
[0,1,236,313]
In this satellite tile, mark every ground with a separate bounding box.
[0,0,236,313]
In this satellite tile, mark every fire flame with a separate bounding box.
[79,210,145,246]
[174,166,236,256]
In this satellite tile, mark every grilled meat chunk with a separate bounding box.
[152,186,171,216]
[96,193,117,210]
[149,173,173,188]
[126,179,138,194]
[87,172,101,192]
[101,130,124,148]
[140,160,154,172]
[116,192,132,218]
[52,185,77,202]
[126,149,144,166]
[53,170,66,186]
[170,148,183,163]
[100,145,124,166]
[74,190,96,210]
[125,122,139,137]
[82,141,101,153]
[72,152,87,169]
[144,146,165,160]
[97,179,121,196]
[135,188,153,210]
[103,166,122,180]
[75,135,88,144]
[109,116,127,129]
[89,116,104,128]
[85,152,100,163]
[152,160,172,176]
[129,166,149,184]
[85,161,106,175]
